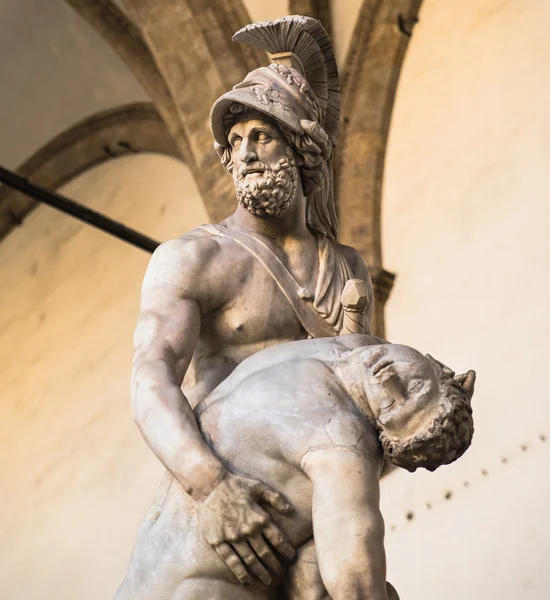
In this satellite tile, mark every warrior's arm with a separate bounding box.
[131,237,294,586]
[131,237,223,497]
[303,447,388,600]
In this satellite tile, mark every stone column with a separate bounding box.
[336,0,423,337]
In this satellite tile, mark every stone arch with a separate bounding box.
[66,0,265,224]
[64,0,193,164]
[289,0,333,37]
[336,0,423,336]
[0,102,178,242]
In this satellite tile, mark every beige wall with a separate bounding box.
[0,0,147,170]
[243,0,289,25]
[330,0,363,67]
[381,0,550,597]
[0,154,208,600]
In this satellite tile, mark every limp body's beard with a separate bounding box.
[235,153,299,218]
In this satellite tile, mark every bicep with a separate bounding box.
[134,286,201,382]
[133,238,210,382]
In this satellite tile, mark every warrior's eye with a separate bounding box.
[257,132,271,142]
[231,137,242,148]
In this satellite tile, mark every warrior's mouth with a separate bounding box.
[244,168,265,175]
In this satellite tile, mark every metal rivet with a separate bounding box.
[539,434,547,442]
[406,511,414,521]
[481,468,488,476]
[444,490,453,500]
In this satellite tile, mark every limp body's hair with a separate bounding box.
[216,103,336,239]
[379,356,474,472]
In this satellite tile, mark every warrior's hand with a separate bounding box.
[195,469,296,587]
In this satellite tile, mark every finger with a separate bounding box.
[249,534,284,576]
[232,541,272,587]
[263,523,296,560]
[215,543,251,587]
[257,484,293,514]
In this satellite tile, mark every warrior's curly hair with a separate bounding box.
[215,103,337,239]
[379,356,474,473]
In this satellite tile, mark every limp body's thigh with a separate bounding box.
[114,472,235,600]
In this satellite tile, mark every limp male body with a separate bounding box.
[118,335,475,600]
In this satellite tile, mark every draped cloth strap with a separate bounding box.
[198,224,345,339]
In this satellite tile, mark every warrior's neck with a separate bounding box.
[227,193,311,242]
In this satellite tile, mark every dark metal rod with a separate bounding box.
[0,165,160,254]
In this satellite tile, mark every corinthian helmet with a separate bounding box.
[210,16,341,240]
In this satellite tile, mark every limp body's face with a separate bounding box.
[362,345,441,440]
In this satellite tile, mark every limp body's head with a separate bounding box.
[346,344,475,472]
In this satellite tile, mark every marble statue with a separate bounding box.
[115,15,476,600]
[116,335,475,599]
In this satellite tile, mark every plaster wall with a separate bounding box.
[0,154,208,600]
[241,0,362,66]
[330,0,363,67]
[0,0,148,170]
[242,0,290,25]
[381,0,550,597]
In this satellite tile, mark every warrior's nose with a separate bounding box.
[239,139,258,164]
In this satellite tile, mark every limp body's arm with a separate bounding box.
[132,236,294,587]
[303,447,388,600]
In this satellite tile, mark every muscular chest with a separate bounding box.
[203,266,306,356]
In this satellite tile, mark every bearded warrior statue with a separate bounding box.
[118,15,476,600]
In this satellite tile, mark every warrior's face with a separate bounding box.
[228,115,299,218]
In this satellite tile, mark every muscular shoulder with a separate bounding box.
[142,228,221,292]
[142,226,256,312]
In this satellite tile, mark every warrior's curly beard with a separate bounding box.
[235,152,298,218]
